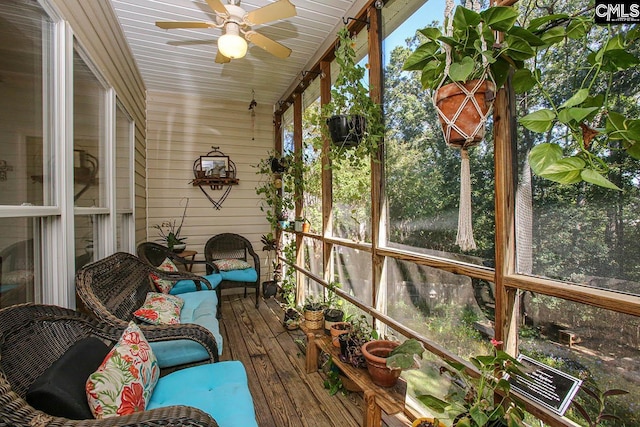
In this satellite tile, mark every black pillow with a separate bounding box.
[26,336,110,420]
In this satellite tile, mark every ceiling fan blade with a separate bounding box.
[205,0,230,16]
[245,31,292,59]
[215,51,231,64]
[244,0,297,26]
[156,21,216,29]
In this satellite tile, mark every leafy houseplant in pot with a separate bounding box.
[323,27,383,166]
[303,296,325,330]
[338,315,378,369]
[417,339,527,427]
[153,197,189,252]
[361,338,425,388]
[323,282,344,335]
[402,5,538,147]
[330,322,351,348]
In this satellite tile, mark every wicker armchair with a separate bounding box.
[0,303,218,427]
[76,252,219,371]
[137,242,216,273]
[204,234,260,312]
[0,239,34,309]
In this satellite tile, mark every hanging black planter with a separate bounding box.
[326,115,365,148]
[270,157,286,173]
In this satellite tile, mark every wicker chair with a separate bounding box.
[0,303,218,427]
[76,252,220,371]
[137,242,216,273]
[204,234,260,313]
[0,239,34,309]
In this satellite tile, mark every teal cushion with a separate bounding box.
[148,361,257,427]
[170,273,222,295]
[149,291,222,368]
[220,268,258,283]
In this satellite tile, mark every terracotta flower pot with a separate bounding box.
[330,322,351,348]
[434,79,496,148]
[361,340,401,387]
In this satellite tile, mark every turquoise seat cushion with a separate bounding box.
[149,290,222,368]
[148,361,257,427]
[220,268,258,283]
[170,273,222,295]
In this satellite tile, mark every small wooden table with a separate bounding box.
[175,250,197,271]
[300,323,406,427]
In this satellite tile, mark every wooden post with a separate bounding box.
[294,94,305,305]
[364,390,381,427]
[493,78,518,354]
[368,4,385,330]
[305,331,318,373]
[320,60,334,284]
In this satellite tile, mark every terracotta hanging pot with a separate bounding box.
[434,79,495,148]
[361,340,401,387]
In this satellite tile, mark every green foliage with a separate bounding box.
[386,338,425,370]
[281,239,297,308]
[403,5,535,91]
[519,21,640,189]
[572,376,628,427]
[417,341,527,427]
[152,198,189,249]
[322,27,384,169]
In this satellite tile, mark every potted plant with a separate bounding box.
[412,418,445,427]
[254,152,295,232]
[322,27,383,165]
[283,306,301,330]
[152,197,189,252]
[402,5,538,147]
[261,232,280,298]
[329,322,351,348]
[361,338,425,388]
[404,5,639,188]
[323,282,344,335]
[416,339,527,427]
[338,315,378,369]
[303,295,326,330]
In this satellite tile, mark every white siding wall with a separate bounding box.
[51,0,147,244]
[146,90,273,278]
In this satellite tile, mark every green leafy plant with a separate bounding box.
[339,314,379,369]
[572,376,628,427]
[153,197,189,250]
[518,21,640,189]
[322,27,383,167]
[404,4,640,189]
[280,240,297,309]
[403,5,537,92]
[254,151,296,231]
[417,339,527,427]
[386,338,425,370]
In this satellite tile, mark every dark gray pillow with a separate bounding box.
[26,336,110,419]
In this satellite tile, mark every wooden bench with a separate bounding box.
[300,323,406,427]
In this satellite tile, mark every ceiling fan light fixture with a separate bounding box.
[218,23,247,59]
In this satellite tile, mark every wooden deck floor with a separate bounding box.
[217,293,410,427]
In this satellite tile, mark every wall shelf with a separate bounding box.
[191,147,238,209]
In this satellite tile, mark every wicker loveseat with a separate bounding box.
[76,252,223,371]
[0,303,257,427]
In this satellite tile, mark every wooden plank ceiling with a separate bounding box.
[109,0,366,105]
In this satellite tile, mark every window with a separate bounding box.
[115,102,134,252]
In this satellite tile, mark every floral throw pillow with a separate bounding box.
[212,258,252,271]
[86,322,159,419]
[133,292,184,325]
[149,257,178,293]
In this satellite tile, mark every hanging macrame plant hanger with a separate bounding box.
[433,0,496,251]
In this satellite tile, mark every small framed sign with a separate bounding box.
[508,354,582,416]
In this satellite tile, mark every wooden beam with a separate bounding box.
[320,60,334,284]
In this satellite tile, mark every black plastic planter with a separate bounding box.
[326,115,365,147]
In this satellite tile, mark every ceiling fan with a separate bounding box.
[155,0,296,64]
